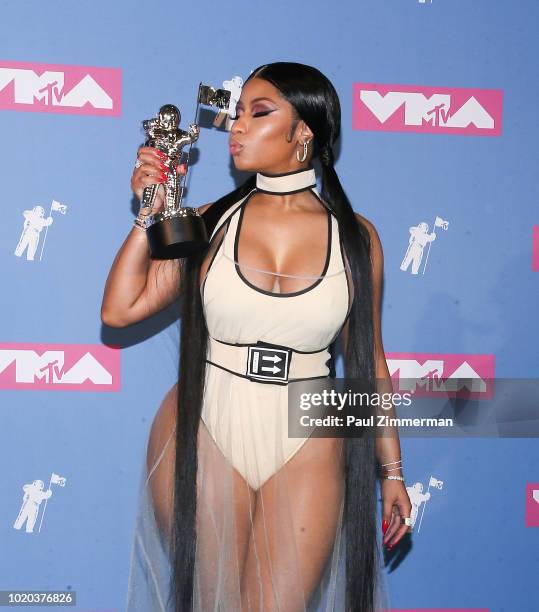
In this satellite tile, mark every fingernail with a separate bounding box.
[159,172,167,181]
[155,150,167,159]
[159,161,168,171]
[382,519,389,535]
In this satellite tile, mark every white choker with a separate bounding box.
[256,166,316,195]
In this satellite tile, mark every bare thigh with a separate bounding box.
[195,420,257,607]
[146,383,178,539]
[240,436,345,612]
[146,383,256,599]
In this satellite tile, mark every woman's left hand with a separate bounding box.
[380,480,412,550]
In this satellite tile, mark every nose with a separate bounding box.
[230,115,246,135]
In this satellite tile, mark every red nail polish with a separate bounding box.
[155,149,167,159]
[382,519,389,535]
[159,161,168,171]
[159,172,167,181]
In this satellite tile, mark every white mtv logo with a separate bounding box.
[0,350,113,384]
[0,69,114,109]
[387,359,487,392]
[360,91,494,129]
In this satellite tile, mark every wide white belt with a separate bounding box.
[206,336,331,385]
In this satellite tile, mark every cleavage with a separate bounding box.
[234,196,331,295]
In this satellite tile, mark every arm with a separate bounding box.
[341,213,412,548]
[100,202,213,328]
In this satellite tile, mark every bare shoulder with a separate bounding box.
[354,212,383,260]
[197,202,214,214]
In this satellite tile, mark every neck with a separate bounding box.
[256,165,316,195]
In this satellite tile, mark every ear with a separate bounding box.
[297,120,314,143]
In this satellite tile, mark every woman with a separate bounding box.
[101,62,412,612]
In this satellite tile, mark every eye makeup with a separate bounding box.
[230,109,275,120]
[230,98,277,121]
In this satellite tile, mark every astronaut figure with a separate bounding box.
[140,105,200,213]
[222,75,244,130]
[400,222,436,274]
[13,479,53,533]
[405,482,431,527]
[14,206,53,261]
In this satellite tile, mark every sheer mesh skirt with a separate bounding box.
[126,368,387,612]
[126,380,348,611]
[125,376,390,611]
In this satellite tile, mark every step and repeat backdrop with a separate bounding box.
[1,1,538,611]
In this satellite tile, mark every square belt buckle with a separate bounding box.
[246,341,292,383]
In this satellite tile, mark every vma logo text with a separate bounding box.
[0,60,121,116]
[353,82,502,136]
[386,352,495,398]
[0,343,121,391]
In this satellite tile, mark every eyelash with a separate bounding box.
[229,110,274,121]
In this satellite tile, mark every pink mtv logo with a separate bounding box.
[525,482,539,527]
[385,352,495,399]
[353,82,502,136]
[0,342,120,391]
[0,60,121,116]
[532,225,539,272]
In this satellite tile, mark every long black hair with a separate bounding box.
[169,61,379,612]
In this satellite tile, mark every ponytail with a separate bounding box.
[321,154,380,612]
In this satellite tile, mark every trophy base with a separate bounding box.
[147,208,208,259]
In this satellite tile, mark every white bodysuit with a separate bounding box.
[199,167,353,490]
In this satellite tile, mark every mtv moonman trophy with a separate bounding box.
[138,80,240,259]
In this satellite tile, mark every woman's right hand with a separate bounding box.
[131,146,187,214]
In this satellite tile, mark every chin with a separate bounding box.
[231,157,257,173]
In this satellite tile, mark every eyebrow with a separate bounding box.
[235,96,277,107]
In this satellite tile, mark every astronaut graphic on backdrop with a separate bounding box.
[13,480,52,533]
[400,222,436,274]
[211,75,244,132]
[406,482,431,527]
[222,75,244,131]
[400,216,449,275]
[14,206,53,261]
[14,200,67,261]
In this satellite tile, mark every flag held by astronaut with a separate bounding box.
[434,216,449,230]
[51,473,67,487]
[429,476,444,489]
[51,200,67,215]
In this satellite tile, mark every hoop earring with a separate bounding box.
[296,140,310,163]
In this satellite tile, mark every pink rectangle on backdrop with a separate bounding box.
[385,352,495,399]
[353,82,502,135]
[0,342,121,391]
[0,59,121,116]
[532,226,539,271]
[525,482,539,527]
